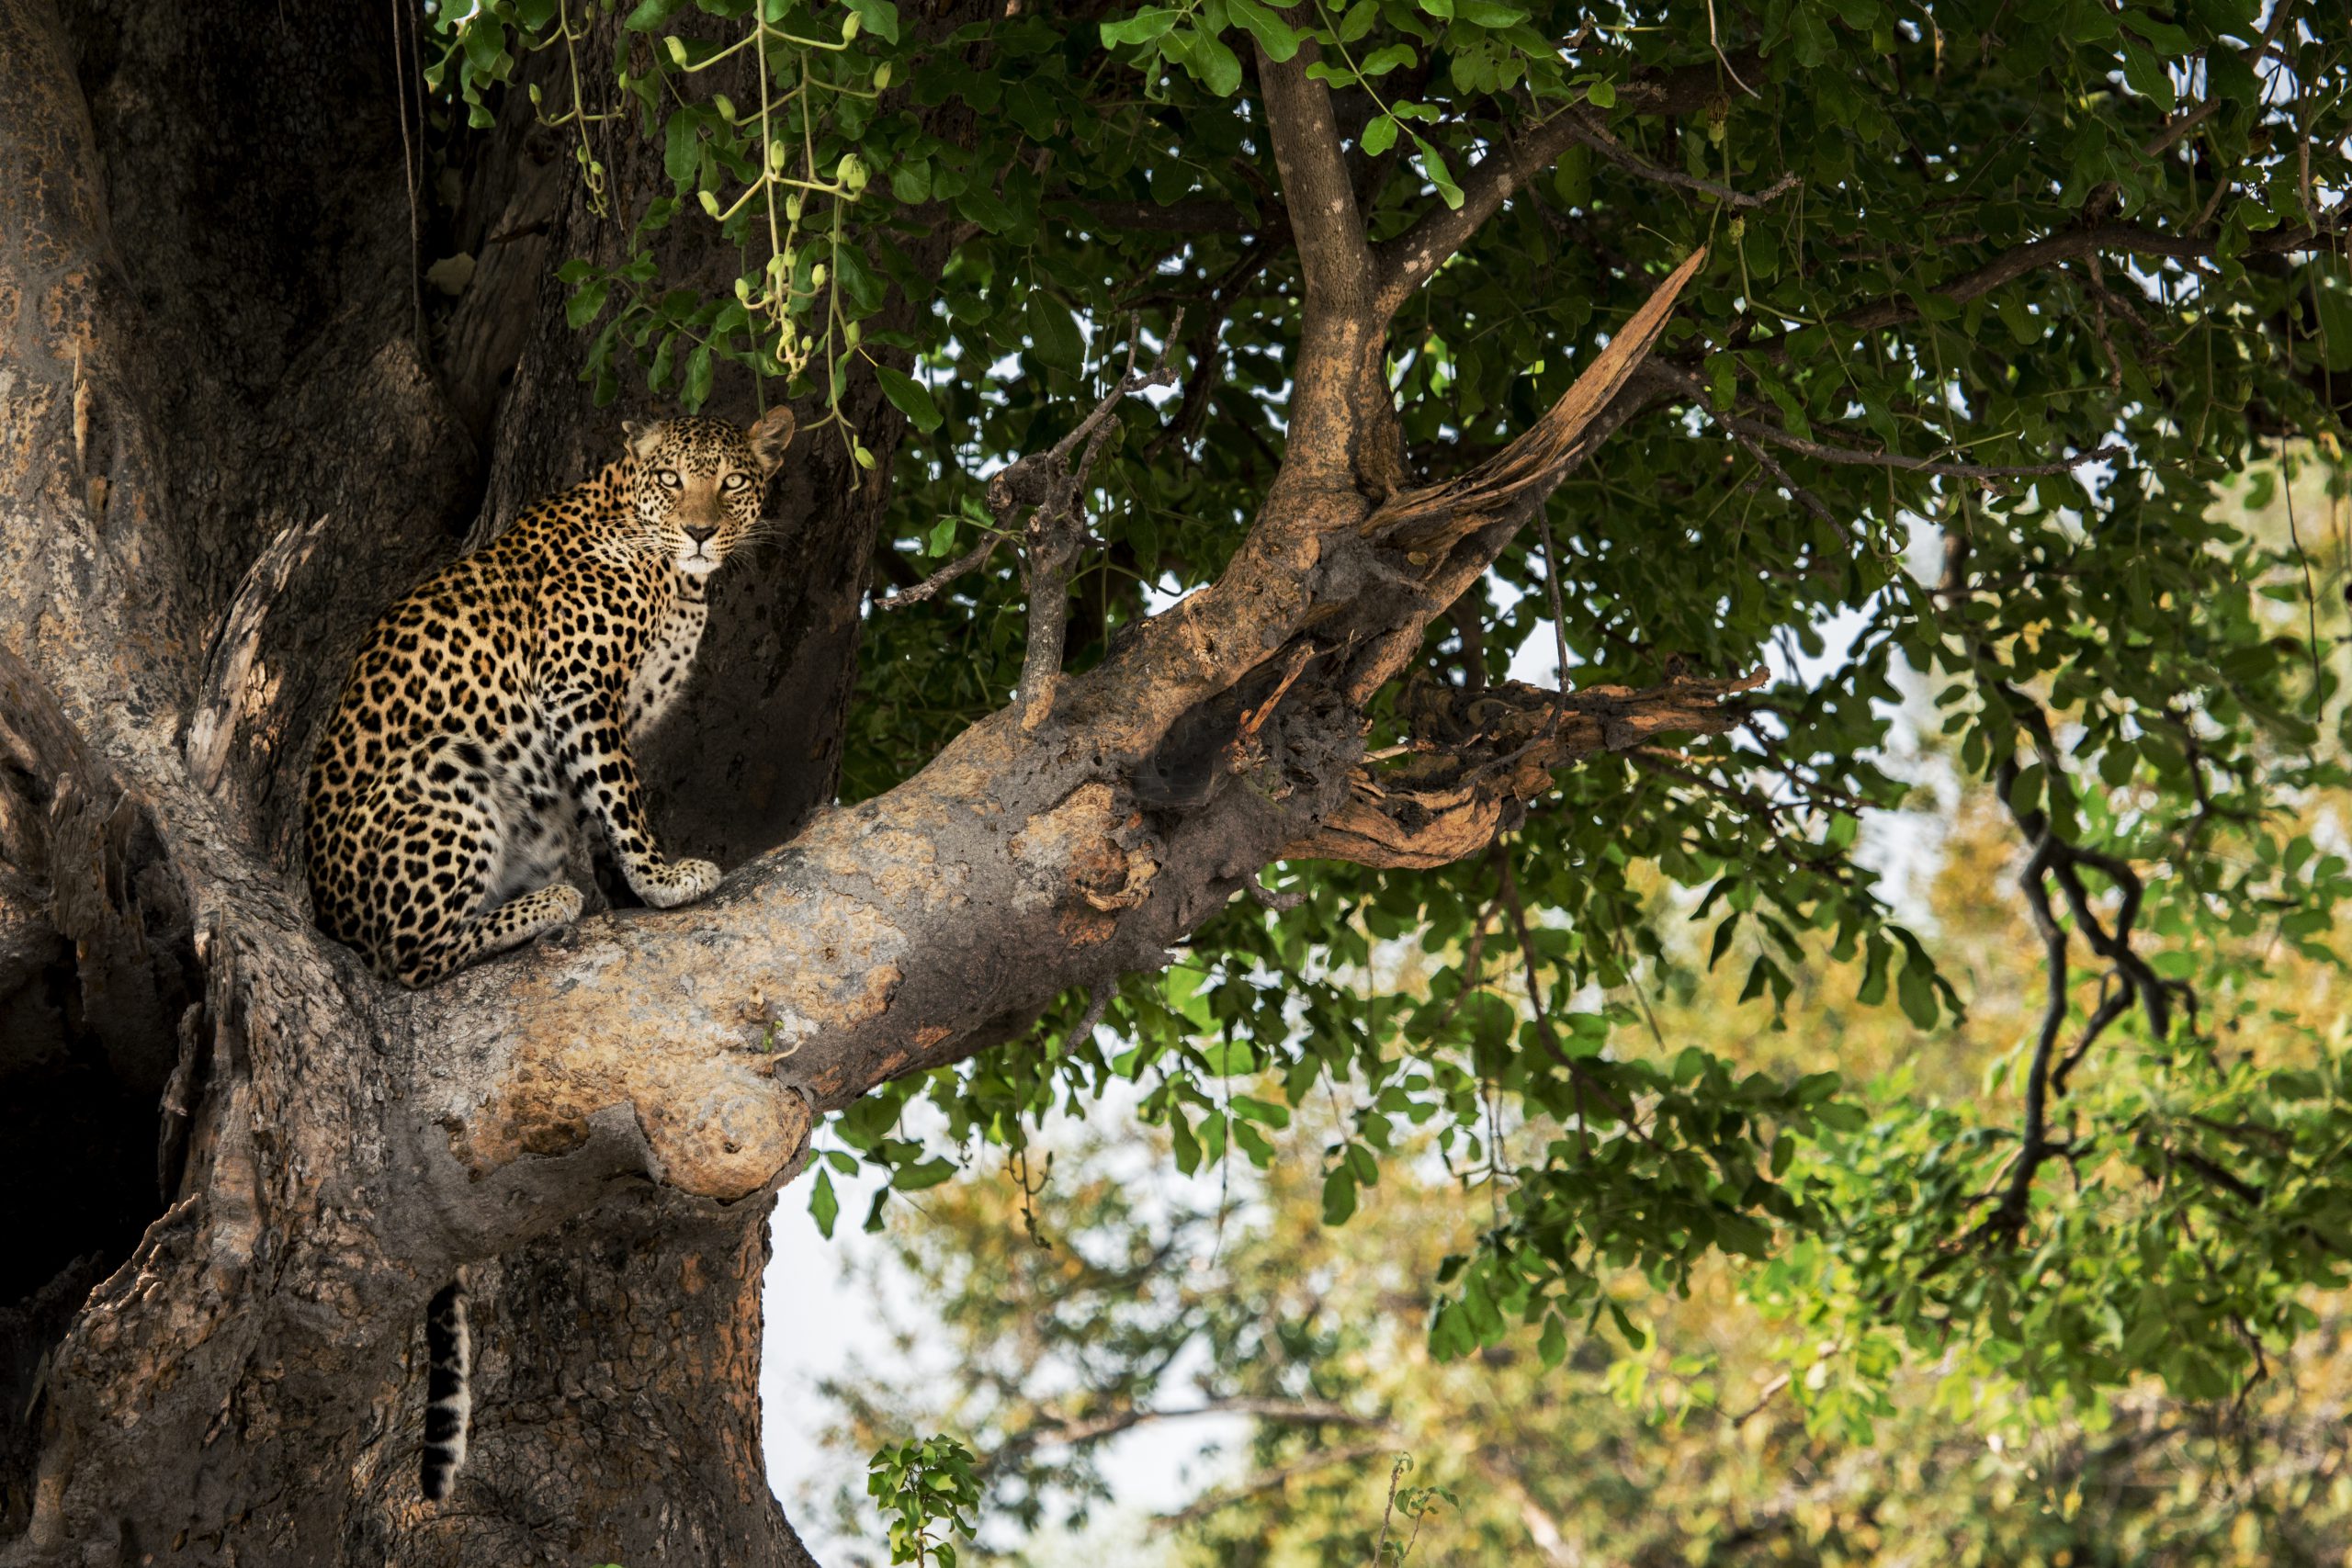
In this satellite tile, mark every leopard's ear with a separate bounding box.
[747,405,797,476]
[622,420,665,462]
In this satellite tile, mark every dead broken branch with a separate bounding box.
[1286,668,1766,869]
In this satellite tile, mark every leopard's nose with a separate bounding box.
[683,525,718,546]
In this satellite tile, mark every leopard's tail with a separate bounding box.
[420,1280,471,1501]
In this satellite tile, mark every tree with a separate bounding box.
[804,747,2352,1565]
[0,0,2344,1558]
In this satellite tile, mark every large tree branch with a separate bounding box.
[396,251,1719,1215]
[1253,34,1402,500]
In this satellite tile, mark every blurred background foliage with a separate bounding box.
[418,0,2352,1552]
[803,502,2352,1559]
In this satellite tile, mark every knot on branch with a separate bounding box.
[1284,667,1765,870]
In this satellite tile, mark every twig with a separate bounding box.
[1970,682,2184,1247]
[985,310,1184,727]
[1374,1453,1410,1566]
[1638,360,2130,481]
[874,536,1003,611]
[1564,109,1794,209]
[1705,0,1761,97]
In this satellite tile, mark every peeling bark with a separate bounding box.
[0,0,1725,1561]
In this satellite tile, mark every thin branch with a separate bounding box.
[1634,360,2131,481]
[1376,94,1793,313]
[1560,109,1797,211]
[1154,1441,1398,1529]
[873,536,1003,611]
[1838,214,2343,339]
[985,1396,1388,1477]
[1972,682,2183,1246]
[981,314,1183,725]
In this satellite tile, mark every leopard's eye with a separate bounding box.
[656,469,684,490]
[721,471,751,491]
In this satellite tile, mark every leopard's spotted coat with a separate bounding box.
[304,408,796,989]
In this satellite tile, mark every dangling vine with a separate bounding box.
[425,0,910,467]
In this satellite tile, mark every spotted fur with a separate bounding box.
[305,408,797,988]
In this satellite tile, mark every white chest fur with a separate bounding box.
[627,580,710,734]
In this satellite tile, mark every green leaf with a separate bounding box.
[1024,295,1085,372]
[2312,275,2352,372]
[1224,0,1301,61]
[2119,42,2177,110]
[810,1167,840,1238]
[891,1156,957,1191]
[684,342,714,408]
[877,366,943,432]
[1895,957,1939,1030]
[842,0,900,43]
[565,279,610,329]
[623,0,690,30]
[1100,5,1181,44]
[1410,133,1463,209]
[890,157,933,204]
[1167,27,1244,96]
[1322,1165,1359,1225]
[1362,114,1399,156]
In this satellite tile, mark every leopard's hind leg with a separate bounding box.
[356,744,583,988]
[399,881,584,987]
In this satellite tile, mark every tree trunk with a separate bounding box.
[0,0,868,1557]
[0,0,1721,1560]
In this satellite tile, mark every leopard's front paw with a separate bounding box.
[639,857,722,908]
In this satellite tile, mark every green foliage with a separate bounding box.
[806,785,2352,1562]
[426,0,2352,1491]
[428,0,901,459]
[868,1433,982,1567]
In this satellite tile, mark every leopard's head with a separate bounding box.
[620,407,797,578]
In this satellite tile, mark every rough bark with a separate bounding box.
[0,0,1725,1562]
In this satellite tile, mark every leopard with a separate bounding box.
[303,403,797,993]
[302,406,793,1503]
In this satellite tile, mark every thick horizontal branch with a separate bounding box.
[1284,669,1766,869]
[397,201,1717,1228]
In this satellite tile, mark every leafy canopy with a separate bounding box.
[430,0,2352,1419]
